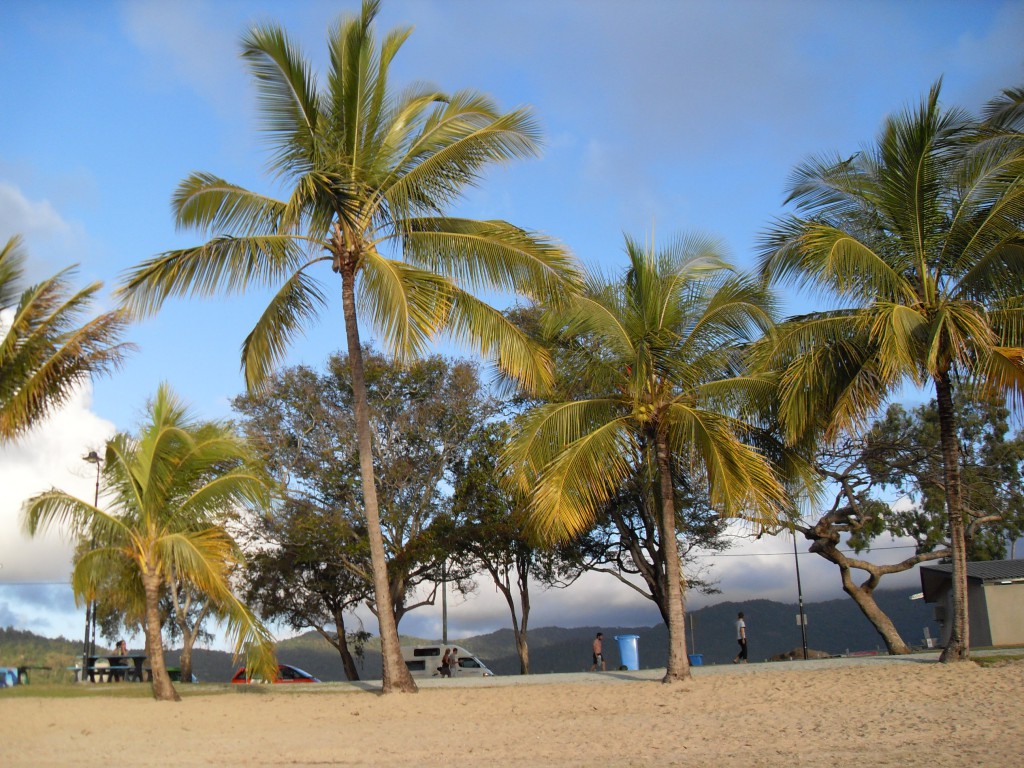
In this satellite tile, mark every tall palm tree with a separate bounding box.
[115,1,578,692]
[23,384,277,701]
[503,235,788,682]
[0,234,130,441]
[757,81,1024,662]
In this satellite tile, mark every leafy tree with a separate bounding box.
[447,420,582,675]
[795,388,1023,654]
[22,384,276,701]
[0,234,130,442]
[165,575,218,684]
[797,431,950,654]
[116,0,578,693]
[575,460,731,624]
[240,501,371,681]
[231,359,372,680]
[758,81,1024,661]
[503,235,787,683]
[233,350,490,674]
[865,390,1024,559]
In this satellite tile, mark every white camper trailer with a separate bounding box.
[401,644,495,678]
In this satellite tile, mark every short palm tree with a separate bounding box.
[0,234,130,442]
[503,235,788,682]
[23,384,277,701]
[757,81,1024,661]
[115,1,578,693]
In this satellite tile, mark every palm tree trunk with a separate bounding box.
[654,430,690,682]
[142,569,179,701]
[339,255,416,693]
[935,372,969,662]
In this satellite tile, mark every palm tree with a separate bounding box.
[757,81,1024,662]
[503,234,788,682]
[0,234,130,442]
[115,1,577,693]
[23,384,277,701]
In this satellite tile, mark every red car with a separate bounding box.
[231,664,321,684]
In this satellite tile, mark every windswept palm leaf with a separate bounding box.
[1,236,131,441]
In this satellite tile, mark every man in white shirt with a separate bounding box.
[733,612,748,664]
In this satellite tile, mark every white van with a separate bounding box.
[401,644,495,678]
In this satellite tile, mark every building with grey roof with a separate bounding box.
[920,560,1024,648]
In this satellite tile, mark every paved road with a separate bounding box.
[307,648,1020,693]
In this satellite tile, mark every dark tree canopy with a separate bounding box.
[233,349,493,672]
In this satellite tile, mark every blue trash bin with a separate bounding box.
[688,653,703,666]
[614,634,640,670]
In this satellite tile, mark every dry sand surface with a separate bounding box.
[3,658,1022,767]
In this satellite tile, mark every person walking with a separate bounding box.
[733,612,748,663]
[590,632,606,671]
[439,648,451,677]
[447,647,459,677]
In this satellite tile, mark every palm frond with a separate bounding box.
[172,173,289,237]
[441,288,556,395]
[981,86,1024,133]
[241,268,329,392]
[115,235,311,319]
[357,250,451,359]
[665,404,785,525]
[400,217,581,306]
[384,93,540,217]
[0,235,27,309]
[1,270,132,441]
[241,23,321,178]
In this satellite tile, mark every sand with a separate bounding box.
[2,658,1021,767]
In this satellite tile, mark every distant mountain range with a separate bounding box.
[1,588,938,683]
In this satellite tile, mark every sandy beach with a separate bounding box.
[2,657,1020,767]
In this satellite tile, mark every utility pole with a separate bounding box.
[793,527,809,660]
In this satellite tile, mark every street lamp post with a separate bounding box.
[82,450,102,676]
[441,559,448,645]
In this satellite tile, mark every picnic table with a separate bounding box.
[68,654,149,683]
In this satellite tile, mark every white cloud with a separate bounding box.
[0,383,116,584]
[0,183,69,239]
[0,182,90,277]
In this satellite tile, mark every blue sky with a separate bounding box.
[2,0,1022,649]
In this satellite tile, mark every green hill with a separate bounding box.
[0,627,95,683]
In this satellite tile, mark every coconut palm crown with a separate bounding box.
[115,1,579,692]
[23,384,277,701]
[503,234,789,682]
[1,234,131,442]
[757,81,1024,661]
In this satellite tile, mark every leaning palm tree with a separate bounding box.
[757,81,1024,662]
[0,234,130,442]
[115,1,577,693]
[23,384,277,701]
[503,235,788,683]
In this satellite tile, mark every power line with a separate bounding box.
[695,543,922,558]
